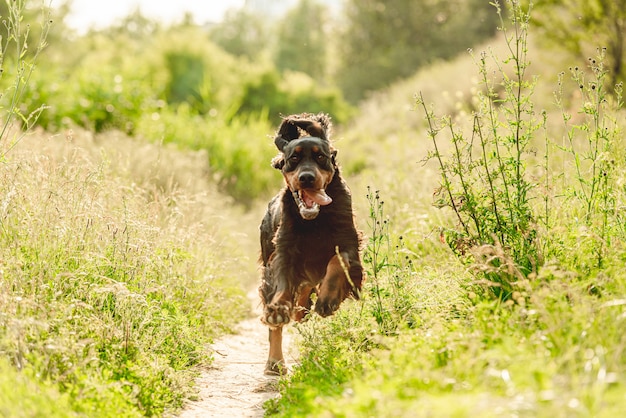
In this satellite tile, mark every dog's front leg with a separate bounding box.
[262,263,294,327]
[315,252,352,317]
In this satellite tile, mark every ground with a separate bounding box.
[179,291,297,417]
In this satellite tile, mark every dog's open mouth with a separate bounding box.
[292,189,332,220]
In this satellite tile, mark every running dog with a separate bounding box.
[259,112,363,375]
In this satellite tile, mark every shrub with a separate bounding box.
[418,0,625,299]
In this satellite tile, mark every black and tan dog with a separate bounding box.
[259,112,363,375]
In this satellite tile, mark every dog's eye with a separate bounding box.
[289,155,300,162]
[316,154,326,162]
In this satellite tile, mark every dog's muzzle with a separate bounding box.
[292,189,332,220]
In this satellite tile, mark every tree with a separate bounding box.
[208,8,270,60]
[274,0,330,81]
[532,0,626,88]
[336,0,499,102]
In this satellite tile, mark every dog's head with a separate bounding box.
[271,113,337,220]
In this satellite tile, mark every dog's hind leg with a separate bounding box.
[265,327,286,375]
[292,285,315,322]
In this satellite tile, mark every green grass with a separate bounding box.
[2,1,626,417]
[265,2,626,416]
[0,357,74,418]
[0,129,250,416]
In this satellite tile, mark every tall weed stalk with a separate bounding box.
[0,0,51,158]
[417,1,540,298]
[363,187,392,330]
[554,48,624,270]
[362,187,418,333]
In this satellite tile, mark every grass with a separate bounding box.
[265,1,626,416]
[0,0,51,159]
[0,128,251,416]
[2,1,626,416]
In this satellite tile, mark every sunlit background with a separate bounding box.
[1,0,625,416]
[62,0,339,32]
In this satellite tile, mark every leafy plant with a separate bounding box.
[363,187,419,333]
[417,1,540,298]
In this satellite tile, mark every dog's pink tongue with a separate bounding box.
[302,189,332,207]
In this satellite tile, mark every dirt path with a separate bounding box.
[179,291,297,418]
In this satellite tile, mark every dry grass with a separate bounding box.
[0,125,257,415]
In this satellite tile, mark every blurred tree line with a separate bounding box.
[5,0,623,202]
[12,0,625,139]
[531,0,626,89]
[212,0,500,102]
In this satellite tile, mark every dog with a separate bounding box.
[258,112,363,375]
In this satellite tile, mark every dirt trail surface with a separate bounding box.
[179,291,297,418]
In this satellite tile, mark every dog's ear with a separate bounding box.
[273,113,333,150]
[288,116,329,140]
[300,120,325,139]
[312,113,332,140]
[271,154,284,170]
[331,149,338,166]
[274,135,289,152]
[274,117,301,151]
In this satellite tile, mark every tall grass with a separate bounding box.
[0,129,250,416]
[0,0,51,158]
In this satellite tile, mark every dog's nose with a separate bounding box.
[298,172,316,185]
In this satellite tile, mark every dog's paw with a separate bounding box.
[265,358,288,376]
[314,296,340,318]
[262,302,292,327]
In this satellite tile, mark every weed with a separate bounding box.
[552,48,624,271]
[363,187,423,333]
[417,1,542,298]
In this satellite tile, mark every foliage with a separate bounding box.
[269,274,626,417]
[336,0,499,102]
[20,18,352,202]
[208,8,270,60]
[274,0,329,81]
[0,357,74,418]
[417,2,540,298]
[236,68,353,125]
[531,0,626,88]
[135,107,279,204]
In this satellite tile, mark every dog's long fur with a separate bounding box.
[259,112,363,375]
